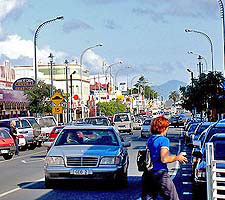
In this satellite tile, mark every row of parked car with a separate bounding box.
[0,116,58,160]
[182,118,225,196]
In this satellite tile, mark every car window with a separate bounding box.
[204,127,225,144]
[45,118,57,127]
[114,114,130,122]
[26,118,38,126]
[87,118,109,126]
[55,129,119,146]
[143,120,151,125]
[15,121,20,128]
[0,129,10,139]
[21,120,31,128]
[188,124,198,132]
[214,140,225,160]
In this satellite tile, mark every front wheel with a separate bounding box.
[45,177,55,189]
[28,143,36,150]
[3,154,13,160]
[115,170,128,188]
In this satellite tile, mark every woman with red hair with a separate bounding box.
[141,116,187,200]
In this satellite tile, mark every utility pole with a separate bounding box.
[65,60,69,123]
[48,53,54,98]
[197,55,203,76]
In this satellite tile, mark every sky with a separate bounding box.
[0,0,224,86]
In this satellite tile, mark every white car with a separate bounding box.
[113,113,133,134]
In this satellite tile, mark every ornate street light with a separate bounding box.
[185,29,214,72]
[33,16,64,83]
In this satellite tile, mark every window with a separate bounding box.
[21,120,31,128]
[0,130,10,139]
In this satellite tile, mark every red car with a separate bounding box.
[0,128,16,160]
[48,126,65,142]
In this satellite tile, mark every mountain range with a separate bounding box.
[152,80,187,99]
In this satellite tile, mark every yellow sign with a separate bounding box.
[117,95,124,100]
[52,106,63,114]
[50,92,64,105]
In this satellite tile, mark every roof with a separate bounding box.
[63,125,115,130]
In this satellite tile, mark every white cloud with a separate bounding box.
[0,34,67,64]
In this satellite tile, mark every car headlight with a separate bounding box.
[45,156,64,166]
[100,156,121,165]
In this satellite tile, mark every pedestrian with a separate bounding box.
[141,116,188,200]
[9,121,19,156]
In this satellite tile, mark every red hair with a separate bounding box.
[151,116,170,135]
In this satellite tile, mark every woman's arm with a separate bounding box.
[161,148,188,164]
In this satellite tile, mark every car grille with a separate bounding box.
[66,157,98,167]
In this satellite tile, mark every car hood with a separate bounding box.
[49,145,121,157]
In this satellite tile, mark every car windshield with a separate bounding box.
[143,120,151,125]
[214,140,225,160]
[26,118,38,126]
[0,129,10,139]
[39,118,56,127]
[114,114,129,122]
[196,125,210,135]
[205,126,225,144]
[87,118,109,126]
[188,124,198,132]
[55,129,119,146]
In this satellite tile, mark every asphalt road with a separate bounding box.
[0,127,194,200]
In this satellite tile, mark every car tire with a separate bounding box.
[115,169,128,188]
[45,177,54,189]
[37,141,42,147]
[20,145,27,151]
[3,154,13,160]
[28,143,36,150]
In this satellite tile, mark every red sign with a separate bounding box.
[73,95,79,100]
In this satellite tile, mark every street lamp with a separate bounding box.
[105,61,123,94]
[215,0,225,76]
[188,51,208,73]
[80,43,103,119]
[64,59,69,123]
[185,29,214,72]
[70,70,76,122]
[48,53,54,97]
[187,68,194,87]
[34,16,64,83]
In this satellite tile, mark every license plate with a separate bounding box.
[71,169,93,175]
[1,150,8,153]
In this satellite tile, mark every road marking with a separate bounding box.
[0,178,44,198]
[21,158,45,164]
[0,150,46,164]
[183,192,192,195]
[183,182,192,184]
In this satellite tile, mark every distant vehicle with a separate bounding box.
[141,119,152,138]
[163,112,171,119]
[113,113,133,134]
[43,126,130,188]
[84,117,111,126]
[169,116,180,127]
[36,116,58,144]
[0,127,16,160]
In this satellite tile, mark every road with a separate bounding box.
[0,127,194,200]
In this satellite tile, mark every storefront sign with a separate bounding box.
[12,78,35,91]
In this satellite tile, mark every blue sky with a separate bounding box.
[0,0,224,85]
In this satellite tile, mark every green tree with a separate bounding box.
[169,91,180,106]
[24,81,58,115]
[97,100,126,116]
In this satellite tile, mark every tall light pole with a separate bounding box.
[65,60,69,123]
[105,61,123,94]
[34,16,64,83]
[216,0,225,76]
[187,68,194,87]
[80,43,103,119]
[185,29,214,72]
[48,53,54,97]
[188,51,208,73]
[70,71,76,122]
[126,66,131,94]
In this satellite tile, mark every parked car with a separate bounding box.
[184,122,199,145]
[37,116,58,143]
[0,127,16,160]
[141,119,152,138]
[84,117,111,126]
[113,113,133,134]
[169,116,180,127]
[133,117,143,130]
[43,126,130,188]
[0,118,37,150]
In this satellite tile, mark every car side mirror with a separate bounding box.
[122,141,131,147]
[43,142,53,148]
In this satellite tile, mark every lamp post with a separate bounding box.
[216,0,225,75]
[34,16,64,83]
[105,61,123,94]
[64,60,69,123]
[70,70,76,122]
[48,53,54,97]
[126,66,131,94]
[188,51,208,73]
[80,43,102,119]
[185,29,214,72]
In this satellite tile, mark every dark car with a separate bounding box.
[169,116,180,127]
[85,117,111,126]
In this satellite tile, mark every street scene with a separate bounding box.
[0,0,225,200]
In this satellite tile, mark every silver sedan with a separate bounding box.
[44,126,130,188]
